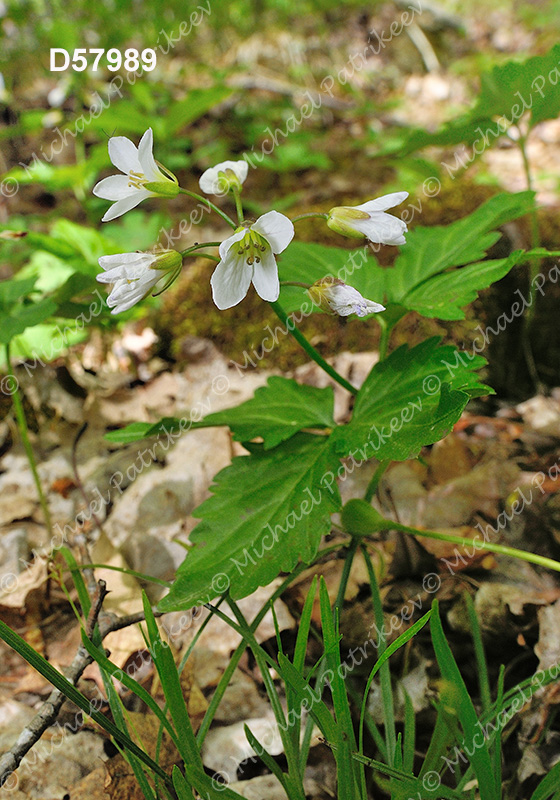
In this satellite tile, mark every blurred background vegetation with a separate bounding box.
[2,0,560,396]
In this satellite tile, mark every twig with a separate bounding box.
[85,579,109,637]
[0,579,158,788]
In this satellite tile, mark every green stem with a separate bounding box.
[181,252,219,263]
[291,212,329,223]
[377,317,390,361]
[280,281,311,289]
[364,460,390,504]
[518,134,541,309]
[5,343,53,535]
[390,520,560,574]
[179,241,221,256]
[270,300,358,395]
[231,187,244,226]
[334,537,360,615]
[225,597,307,800]
[178,188,237,229]
[360,545,397,768]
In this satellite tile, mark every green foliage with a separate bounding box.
[0,278,58,345]
[158,433,341,610]
[386,44,560,158]
[331,338,489,460]
[280,192,536,321]
[105,376,335,447]
[430,601,498,800]
[473,43,560,128]
[194,375,335,448]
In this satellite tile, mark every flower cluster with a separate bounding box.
[93,130,408,316]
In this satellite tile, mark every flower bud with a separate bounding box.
[308,277,385,317]
[327,207,371,239]
[153,249,183,272]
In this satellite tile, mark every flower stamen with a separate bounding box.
[127,170,147,190]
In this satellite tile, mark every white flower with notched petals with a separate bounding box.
[199,160,248,196]
[93,129,179,222]
[97,250,182,314]
[308,278,385,317]
[211,210,294,310]
[327,192,409,245]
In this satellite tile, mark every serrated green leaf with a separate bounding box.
[0,296,59,344]
[199,376,335,448]
[403,252,525,320]
[105,378,335,447]
[158,434,341,611]
[50,219,117,269]
[0,277,37,308]
[474,43,560,128]
[390,114,496,158]
[278,241,385,315]
[391,44,560,157]
[278,194,533,323]
[331,338,490,461]
[386,192,535,305]
[105,421,163,443]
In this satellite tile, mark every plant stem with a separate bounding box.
[231,187,244,225]
[179,241,221,256]
[178,188,237,229]
[181,252,219,263]
[5,343,53,535]
[291,212,329,223]
[280,281,311,289]
[334,537,360,615]
[364,460,390,504]
[518,134,541,313]
[269,300,358,395]
[517,133,543,390]
[377,317,390,361]
[391,520,560,574]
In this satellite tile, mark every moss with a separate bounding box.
[154,257,388,371]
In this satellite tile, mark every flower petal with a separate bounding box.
[108,136,142,175]
[210,254,253,310]
[101,190,152,222]
[355,192,409,213]
[325,283,385,316]
[352,212,407,245]
[100,264,155,284]
[251,246,279,302]
[98,252,155,269]
[252,211,294,254]
[199,160,249,195]
[218,228,247,261]
[138,128,164,182]
[93,175,134,200]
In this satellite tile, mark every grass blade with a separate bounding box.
[430,600,498,800]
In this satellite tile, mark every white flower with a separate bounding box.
[327,192,409,245]
[93,128,179,222]
[199,160,248,196]
[308,278,385,317]
[97,250,182,314]
[211,210,294,309]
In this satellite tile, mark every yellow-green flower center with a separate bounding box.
[236,230,268,266]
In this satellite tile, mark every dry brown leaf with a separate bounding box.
[413,525,495,571]
[103,713,180,800]
[429,434,474,485]
[422,460,519,530]
[71,765,108,800]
